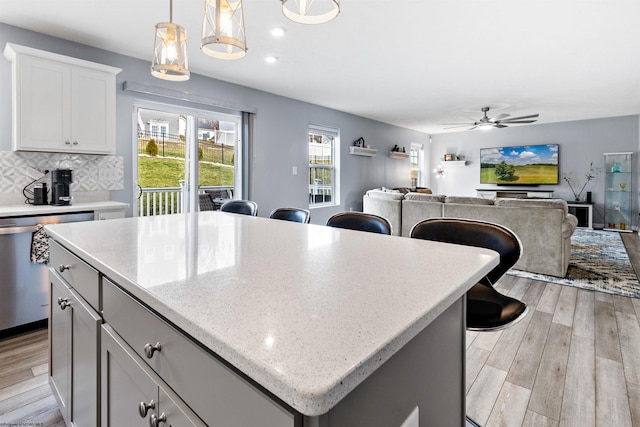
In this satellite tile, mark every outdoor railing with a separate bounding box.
[309,184,332,205]
[137,130,235,165]
[139,187,183,216]
[138,185,234,216]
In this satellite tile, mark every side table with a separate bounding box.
[567,202,593,229]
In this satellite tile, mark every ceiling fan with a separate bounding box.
[441,106,539,130]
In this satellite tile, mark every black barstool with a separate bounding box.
[410,218,527,330]
[326,212,392,235]
[410,218,528,427]
[220,200,258,216]
[269,207,310,223]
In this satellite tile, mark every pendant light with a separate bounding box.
[151,0,190,81]
[201,0,247,60]
[281,0,340,24]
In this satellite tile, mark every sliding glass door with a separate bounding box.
[135,105,242,216]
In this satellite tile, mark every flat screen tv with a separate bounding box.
[480,144,559,185]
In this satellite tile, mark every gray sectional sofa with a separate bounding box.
[363,189,578,277]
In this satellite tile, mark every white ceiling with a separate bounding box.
[1,0,639,134]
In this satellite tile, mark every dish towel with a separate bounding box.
[31,224,49,264]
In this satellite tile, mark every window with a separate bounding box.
[136,106,242,216]
[410,143,423,187]
[308,125,339,207]
[149,120,169,138]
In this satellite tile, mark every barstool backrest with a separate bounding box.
[269,208,310,223]
[220,200,258,216]
[410,218,521,286]
[326,212,392,235]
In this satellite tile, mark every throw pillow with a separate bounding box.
[415,188,433,194]
[392,187,412,194]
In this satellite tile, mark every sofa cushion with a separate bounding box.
[444,196,494,205]
[366,189,405,200]
[494,198,568,215]
[404,193,445,203]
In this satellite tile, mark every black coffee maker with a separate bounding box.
[51,169,73,206]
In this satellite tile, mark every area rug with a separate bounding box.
[508,228,640,298]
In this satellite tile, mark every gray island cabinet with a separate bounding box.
[46,212,498,427]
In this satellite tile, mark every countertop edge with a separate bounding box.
[0,201,129,218]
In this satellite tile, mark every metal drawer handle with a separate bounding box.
[57,297,71,310]
[138,400,155,418]
[59,264,71,272]
[144,342,162,358]
[65,141,71,145]
[149,412,166,427]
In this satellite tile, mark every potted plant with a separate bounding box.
[563,162,601,202]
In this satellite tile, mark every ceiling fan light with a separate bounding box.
[201,0,247,60]
[441,107,539,131]
[281,0,340,24]
[151,22,190,81]
[151,0,190,81]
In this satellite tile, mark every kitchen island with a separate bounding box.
[45,212,498,427]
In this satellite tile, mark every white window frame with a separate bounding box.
[410,143,424,187]
[308,124,340,208]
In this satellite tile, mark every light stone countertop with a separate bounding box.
[45,212,498,416]
[0,201,128,218]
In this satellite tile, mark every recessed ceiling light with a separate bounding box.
[265,56,278,63]
[271,27,286,37]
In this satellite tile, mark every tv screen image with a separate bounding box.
[480,144,559,185]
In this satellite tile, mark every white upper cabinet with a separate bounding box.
[4,43,122,154]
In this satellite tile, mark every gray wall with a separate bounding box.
[429,115,640,227]
[0,23,427,224]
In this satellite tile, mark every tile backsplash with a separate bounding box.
[0,151,124,204]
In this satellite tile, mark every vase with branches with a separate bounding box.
[563,162,600,202]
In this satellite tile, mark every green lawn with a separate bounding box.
[480,164,558,184]
[138,156,234,188]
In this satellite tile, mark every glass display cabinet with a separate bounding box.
[604,152,633,232]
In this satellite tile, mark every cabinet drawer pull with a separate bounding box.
[144,342,162,358]
[57,297,71,310]
[59,264,71,272]
[138,399,155,418]
[65,140,71,145]
[150,412,167,427]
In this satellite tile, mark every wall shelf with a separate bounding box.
[389,151,409,159]
[349,146,377,157]
[442,160,467,167]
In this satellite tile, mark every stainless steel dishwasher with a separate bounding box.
[0,211,94,334]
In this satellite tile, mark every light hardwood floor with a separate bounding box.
[2,234,640,427]
[0,328,64,426]
[466,275,640,426]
